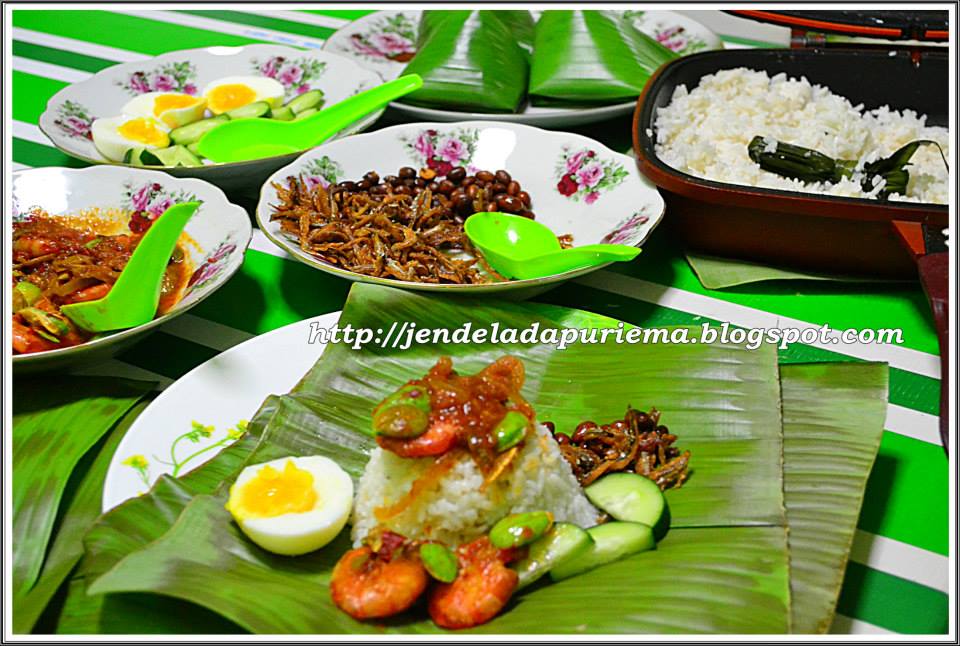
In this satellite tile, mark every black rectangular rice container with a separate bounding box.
[633,47,948,278]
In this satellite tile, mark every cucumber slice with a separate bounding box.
[123,147,163,167]
[550,522,655,581]
[186,142,203,156]
[514,522,592,589]
[227,100,271,120]
[170,114,230,146]
[151,145,203,168]
[286,89,324,114]
[294,107,317,120]
[270,105,295,121]
[584,473,665,528]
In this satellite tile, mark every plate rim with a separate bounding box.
[101,310,342,511]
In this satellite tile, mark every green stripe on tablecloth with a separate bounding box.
[12,10,264,53]
[176,10,336,40]
[300,9,375,20]
[837,562,948,634]
[12,70,65,123]
[117,331,220,380]
[615,240,939,355]
[13,139,86,168]
[13,40,114,73]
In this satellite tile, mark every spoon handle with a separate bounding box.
[301,74,424,147]
[571,244,642,261]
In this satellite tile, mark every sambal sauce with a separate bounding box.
[374,356,535,470]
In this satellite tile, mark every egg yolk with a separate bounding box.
[117,118,170,147]
[207,84,257,113]
[233,461,317,519]
[153,94,199,116]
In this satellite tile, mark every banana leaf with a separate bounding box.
[16,398,150,634]
[81,284,792,633]
[529,10,678,106]
[781,363,888,633]
[12,376,153,628]
[401,10,531,113]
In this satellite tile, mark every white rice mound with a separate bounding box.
[654,67,949,204]
[351,423,600,546]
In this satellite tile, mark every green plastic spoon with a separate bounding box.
[196,74,424,163]
[464,212,641,280]
[60,201,201,332]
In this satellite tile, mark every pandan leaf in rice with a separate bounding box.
[529,10,678,106]
[401,10,531,113]
[73,285,886,634]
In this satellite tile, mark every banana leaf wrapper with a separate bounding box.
[401,10,532,113]
[69,285,888,634]
[529,10,678,106]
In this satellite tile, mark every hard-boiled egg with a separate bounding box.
[225,456,353,556]
[202,75,284,115]
[91,116,170,162]
[122,92,207,129]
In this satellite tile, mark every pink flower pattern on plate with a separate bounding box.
[253,55,326,99]
[554,146,628,204]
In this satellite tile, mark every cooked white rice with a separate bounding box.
[351,423,600,546]
[654,67,949,204]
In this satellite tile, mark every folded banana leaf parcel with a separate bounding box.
[401,10,534,113]
[529,10,679,106]
[75,284,887,634]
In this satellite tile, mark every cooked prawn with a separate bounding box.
[63,282,111,304]
[330,532,428,620]
[13,235,59,260]
[428,536,519,629]
[11,320,58,354]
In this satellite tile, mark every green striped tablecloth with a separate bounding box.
[10,8,947,635]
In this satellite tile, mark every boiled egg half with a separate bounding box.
[91,115,170,162]
[225,456,353,556]
[202,75,284,115]
[122,92,207,129]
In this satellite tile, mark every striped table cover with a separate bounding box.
[9,8,948,635]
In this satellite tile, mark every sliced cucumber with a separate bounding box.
[270,105,295,121]
[585,473,665,529]
[514,522,592,589]
[286,89,324,114]
[549,522,655,581]
[123,147,164,167]
[293,107,317,120]
[227,100,271,120]
[170,114,229,146]
[151,145,203,168]
[186,142,203,156]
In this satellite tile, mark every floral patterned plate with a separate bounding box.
[101,311,338,511]
[38,45,383,194]
[321,10,722,127]
[12,165,251,373]
[256,121,664,296]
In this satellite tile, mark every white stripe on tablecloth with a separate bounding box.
[111,9,327,50]
[884,404,941,445]
[11,27,149,63]
[13,56,91,84]
[263,10,350,30]
[71,359,173,389]
[12,120,49,146]
[11,162,30,172]
[158,314,254,352]
[850,530,948,594]
[575,272,941,380]
[830,614,896,635]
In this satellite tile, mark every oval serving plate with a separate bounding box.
[321,9,722,127]
[12,165,251,373]
[102,311,338,511]
[38,44,383,193]
[255,120,665,295]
